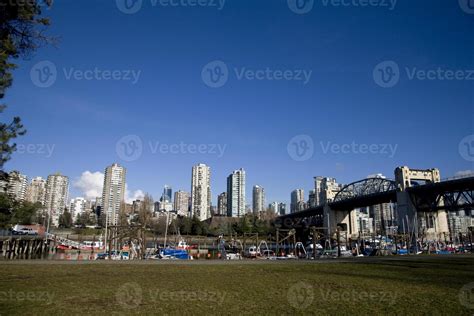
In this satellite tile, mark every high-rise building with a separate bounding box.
[158,200,173,212]
[101,163,126,226]
[26,176,46,205]
[269,202,279,214]
[5,171,28,202]
[308,189,317,208]
[45,173,69,227]
[162,185,172,203]
[314,176,324,206]
[217,192,227,216]
[191,163,211,221]
[315,177,343,205]
[291,189,305,213]
[132,200,142,213]
[227,168,246,217]
[278,203,287,216]
[252,185,265,215]
[174,190,190,216]
[70,197,87,220]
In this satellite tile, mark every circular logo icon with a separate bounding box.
[287,135,314,162]
[459,282,474,309]
[287,282,314,310]
[30,60,57,88]
[116,135,143,162]
[288,0,314,14]
[373,60,400,88]
[201,60,229,88]
[116,282,143,309]
[116,0,143,14]
[459,134,474,162]
[459,0,474,14]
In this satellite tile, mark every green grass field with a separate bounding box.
[1,256,473,315]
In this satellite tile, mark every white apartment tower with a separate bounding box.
[252,185,265,215]
[6,171,28,201]
[291,189,305,213]
[191,163,211,221]
[70,197,88,220]
[102,163,126,226]
[227,168,246,217]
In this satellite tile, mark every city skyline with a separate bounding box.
[3,162,474,213]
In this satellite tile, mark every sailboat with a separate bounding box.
[155,210,191,260]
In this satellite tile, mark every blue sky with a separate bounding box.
[2,0,474,205]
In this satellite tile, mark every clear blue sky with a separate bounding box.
[3,0,473,205]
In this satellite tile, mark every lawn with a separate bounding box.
[0,255,473,315]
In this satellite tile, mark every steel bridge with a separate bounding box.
[277,168,474,239]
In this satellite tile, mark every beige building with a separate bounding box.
[174,190,190,217]
[45,173,69,227]
[1,171,28,201]
[26,176,46,205]
[191,163,211,221]
[101,163,126,226]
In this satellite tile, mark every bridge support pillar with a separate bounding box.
[396,191,449,240]
[324,204,354,238]
[396,191,416,234]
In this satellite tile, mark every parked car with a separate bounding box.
[245,246,258,258]
[12,225,38,236]
[20,228,38,236]
[261,250,276,260]
[226,252,242,260]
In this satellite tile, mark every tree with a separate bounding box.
[138,193,153,228]
[0,192,13,228]
[117,202,129,226]
[58,209,72,228]
[0,192,42,227]
[11,200,40,225]
[1,0,53,169]
[75,211,95,227]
